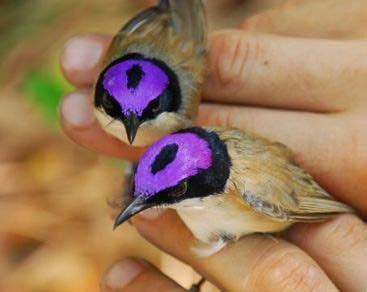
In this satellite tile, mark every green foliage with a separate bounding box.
[22,69,72,124]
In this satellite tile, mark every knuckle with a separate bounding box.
[214,108,236,127]
[348,122,367,175]
[325,215,367,251]
[294,0,309,5]
[240,17,258,31]
[199,105,239,128]
[240,14,270,31]
[334,118,367,196]
[209,30,263,90]
[251,248,324,291]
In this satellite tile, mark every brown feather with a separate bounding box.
[213,128,354,222]
[104,11,206,122]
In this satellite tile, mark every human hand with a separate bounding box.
[59,0,367,290]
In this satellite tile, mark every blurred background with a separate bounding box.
[0,0,280,291]
[0,1,183,291]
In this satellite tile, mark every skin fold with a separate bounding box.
[59,0,367,291]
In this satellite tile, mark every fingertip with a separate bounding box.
[59,91,144,160]
[101,258,186,292]
[286,214,367,251]
[59,90,96,130]
[60,33,112,87]
[101,258,146,292]
[285,214,367,291]
[131,210,196,261]
[136,209,167,221]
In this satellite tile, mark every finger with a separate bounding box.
[131,210,337,291]
[286,214,367,291]
[59,90,144,161]
[60,33,112,87]
[61,31,367,114]
[101,258,185,292]
[198,104,367,215]
[241,0,367,39]
[59,92,367,214]
[205,0,268,30]
[204,30,367,112]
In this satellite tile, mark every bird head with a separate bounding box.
[95,53,183,145]
[114,127,231,228]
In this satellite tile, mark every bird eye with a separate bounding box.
[102,94,114,109]
[171,181,187,197]
[151,99,161,114]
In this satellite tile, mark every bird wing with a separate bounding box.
[117,0,207,54]
[118,6,163,36]
[224,129,353,222]
[161,0,207,54]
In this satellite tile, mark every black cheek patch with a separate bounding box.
[139,58,181,122]
[151,143,179,174]
[126,64,144,89]
[177,127,232,199]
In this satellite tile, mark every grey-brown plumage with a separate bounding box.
[178,128,354,255]
[107,1,205,119]
[112,127,353,256]
[220,128,352,220]
[94,0,207,146]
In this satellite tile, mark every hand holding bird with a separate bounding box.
[60,0,367,290]
[94,0,206,146]
[114,127,353,256]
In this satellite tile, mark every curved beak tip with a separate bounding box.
[128,133,136,145]
[123,113,140,145]
[113,213,125,230]
[112,196,147,230]
[113,220,122,230]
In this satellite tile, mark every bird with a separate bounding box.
[94,0,207,146]
[113,127,354,256]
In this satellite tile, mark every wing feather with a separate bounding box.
[220,128,353,222]
[164,0,207,53]
[116,0,206,55]
[119,6,162,36]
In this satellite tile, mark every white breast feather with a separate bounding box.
[174,196,290,257]
[95,109,189,147]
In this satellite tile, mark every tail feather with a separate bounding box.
[119,7,162,35]
[163,0,207,54]
[290,197,354,222]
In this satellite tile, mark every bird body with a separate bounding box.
[176,193,292,256]
[94,0,207,146]
[174,128,352,255]
[114,127,353,256]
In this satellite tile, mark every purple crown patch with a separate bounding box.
[103,58,169,116]
[134,132,213,198]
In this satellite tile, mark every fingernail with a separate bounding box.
[105,259,143,290]
[60,91,95,129]
[138,208,166,220]
[62,35,104,71]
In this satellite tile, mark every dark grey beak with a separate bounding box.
[123,113,140,145]
[113,196,149,229]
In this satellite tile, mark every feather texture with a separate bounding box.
[95,1,207,146]
[104,0,206,122]
[118,6,162,36]
[215,128,353,222]
[162,0,207,54]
